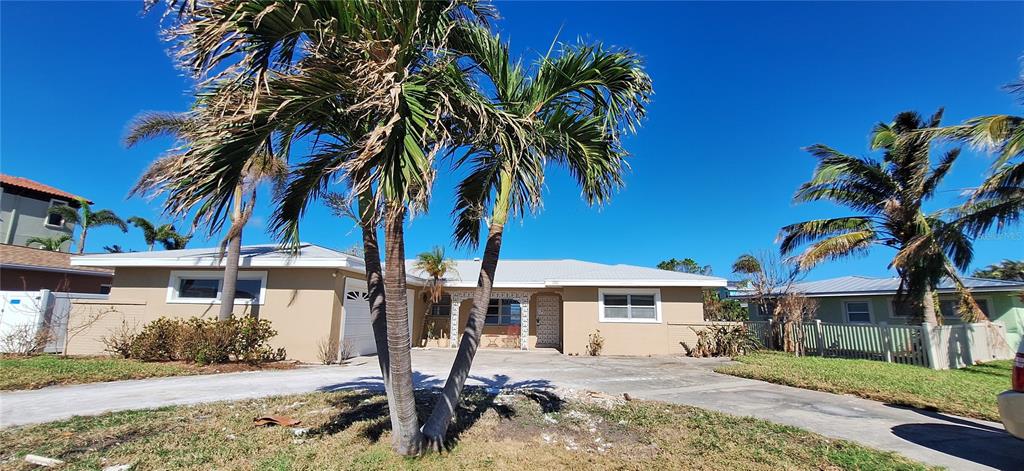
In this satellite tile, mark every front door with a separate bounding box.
[535,294,561,349]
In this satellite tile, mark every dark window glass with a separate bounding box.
[485,299,521,325]
[235,279,262,301]
[178,278,219,299]
[46,202,67,226]
[430,294,452,316]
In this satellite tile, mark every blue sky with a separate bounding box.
[2,1,1022,280]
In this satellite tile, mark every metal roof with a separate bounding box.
[407,259,727,288]
[790,275,1024,296]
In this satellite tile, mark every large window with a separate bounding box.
[485,299,521,325]
[939,299,990,320]
[844,301,872,323]
[599,289,660,323]
[45,199,68,228]
[166,271,267,304]
[429,294,452,317]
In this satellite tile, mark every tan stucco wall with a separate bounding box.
[562,286,705,356]
[66,266,349,362]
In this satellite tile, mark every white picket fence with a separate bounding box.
[744,320,1013,370]
[0,290,108,354]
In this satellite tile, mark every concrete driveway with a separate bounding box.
[2,349,1020,470]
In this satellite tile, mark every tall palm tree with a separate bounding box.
[26,235,72,252]
[974,260,1024,281]
[48,198,127,254]
[125,109,283,320]
[779,110,981,324]
[127,216,190,251]
[421,29,651,441]
[148,0,502,455]
[413,246,457,341]
[925,75,1023,237]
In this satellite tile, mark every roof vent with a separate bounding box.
[473,257,481,261]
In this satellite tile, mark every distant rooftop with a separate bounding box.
[0,174,90,203]
[790,275,1024,296]
[1,243,113,276]
[70,243,364,269]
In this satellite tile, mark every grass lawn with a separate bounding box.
[716,351,1010,421]
[0,355,296,390]
[0,388,931,471]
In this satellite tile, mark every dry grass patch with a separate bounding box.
[0,387,932,470]
[0,355,297,390]
[716,351,1010,421]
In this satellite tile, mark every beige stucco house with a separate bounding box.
[68,244,727,362]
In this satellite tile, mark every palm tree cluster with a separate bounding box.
[127,216,190,251]
[47,197,127,254]
[131,0,651,455]
[780,73,1024,323]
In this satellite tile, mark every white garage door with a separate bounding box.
[341,278,415,357]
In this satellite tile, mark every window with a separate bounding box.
[166,271,267,304]
[599,289,661,323]
[429,294,452,317]
[889,299,912,318]
[939,299,989,319]
[99,284,111,295]
[485,299,521,325]
[45,199,68,228]
[844,301,871,323]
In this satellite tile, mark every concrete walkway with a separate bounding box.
[2,350,1020,470]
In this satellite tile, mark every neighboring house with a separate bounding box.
[0,173,85,251]
[0,243,113,293]
[67,244,727,362]
[745,275,1024,350]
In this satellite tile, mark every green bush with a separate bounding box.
[126,316,284,364]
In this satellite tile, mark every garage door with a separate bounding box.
[341,278,415,357]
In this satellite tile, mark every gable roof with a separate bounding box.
[407,259,727,288]
[790,275,1024,297]
[1,244,113,277]
[0,174,90,203]
[71,243,728,288]
[70,243,365,269]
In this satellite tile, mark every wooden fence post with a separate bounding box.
[879,322,893,363]
[814,319,824,356]
[920,322,939,370]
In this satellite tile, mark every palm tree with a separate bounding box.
[924,75,1023,237]
[102,244,125,253]
[421,29,651,440]
[48,198,127,254]
[26,235,72,252]
[974,260,1024,281]
[148,0,501,455]
[779,110,981,324]
[127,216,191,251]
[125,109,282,321]
[413,246,457,342]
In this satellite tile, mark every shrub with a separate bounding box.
[0,324,52,356]
[682,324,758,358]
[317,337,340,365]
[130,317,183,361]
[101,321,138,358]
[179,317,237,365]
[234,316,283,364]
[586,330,605,356]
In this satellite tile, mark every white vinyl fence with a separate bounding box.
[0,290,108,354]
[744,319,1013,370]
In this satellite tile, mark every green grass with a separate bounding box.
[0,355,196,390]
[0,388,932,470]
[716,351,1010,421]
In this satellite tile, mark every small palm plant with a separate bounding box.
[413,246,457,343]
[128,216,191,251]
[26,235,72,252]
[48,198,127,254]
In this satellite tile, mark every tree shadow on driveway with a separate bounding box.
[886,405,1023,470]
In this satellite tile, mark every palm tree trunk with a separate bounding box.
[382,203,422,456]
[922,285,938,325]
[77,227,88,254]
[356,193,401,444]
[218,184,244,321]
[422,171,513,446]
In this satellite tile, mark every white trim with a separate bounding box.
[843,299,873,324]
[44,198,69,229]
[598,288,662,324]
[73,257,353,268]
[165,270,267,305]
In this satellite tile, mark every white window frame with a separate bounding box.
[843,300,873,324]
[598,288,662,323]
[166,270,267,305]
[44,199,69,229]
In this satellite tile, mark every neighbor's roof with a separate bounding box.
[1,244,113,277]
[70,243,365,270]
[789,275,1024,297]
[0,174,90,203]
[407,259,727,288]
